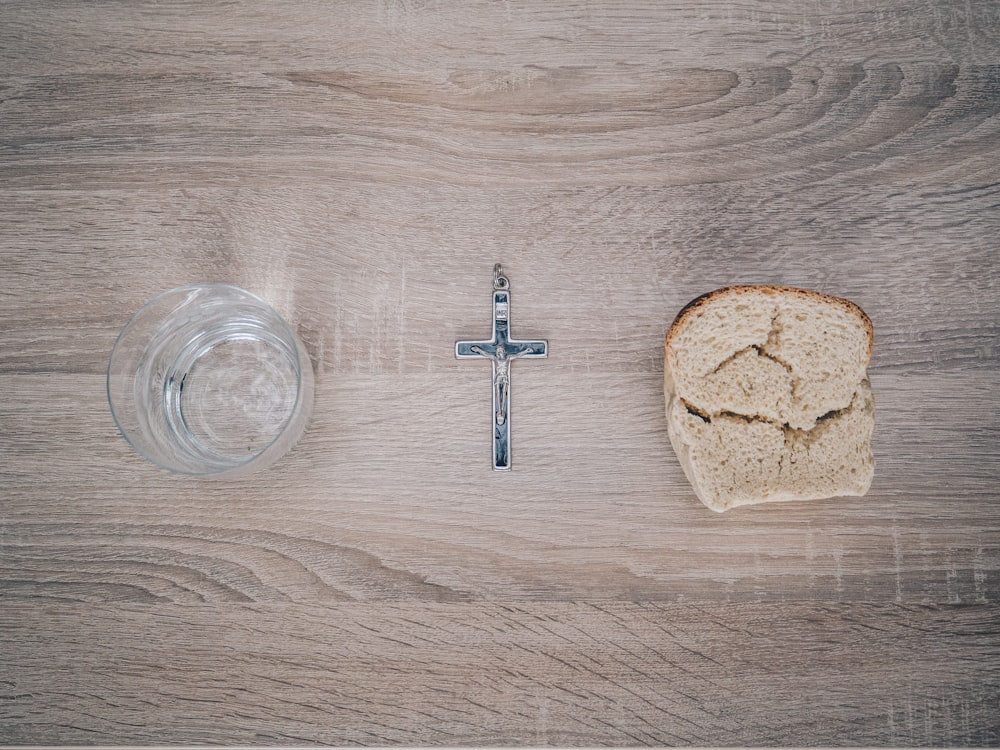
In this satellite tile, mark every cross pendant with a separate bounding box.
[456,264,548,471]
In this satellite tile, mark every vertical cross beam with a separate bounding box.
[456,266,547,471]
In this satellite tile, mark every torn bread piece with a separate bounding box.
[664,285,874,512]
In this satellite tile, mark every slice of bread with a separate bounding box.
[664,285,874,512]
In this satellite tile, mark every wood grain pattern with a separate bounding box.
[2,603,998,746]
[1,0,999,745]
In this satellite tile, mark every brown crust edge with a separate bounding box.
[664,285,874,362]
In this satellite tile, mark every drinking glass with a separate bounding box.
[107,284,314,476]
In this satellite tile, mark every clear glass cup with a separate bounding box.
[107,283,314,477]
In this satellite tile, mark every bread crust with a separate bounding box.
[664,285,874,362]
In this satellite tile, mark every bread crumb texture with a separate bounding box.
[664,286,875,512]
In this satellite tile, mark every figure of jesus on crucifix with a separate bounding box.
[468,342,534,427]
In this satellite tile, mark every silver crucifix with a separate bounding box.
[456,264,548,471]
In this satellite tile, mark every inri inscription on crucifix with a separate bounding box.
[455,264,548,471]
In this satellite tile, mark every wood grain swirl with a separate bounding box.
[0,62,996,187]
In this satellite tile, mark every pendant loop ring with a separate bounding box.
[493,263,510,290]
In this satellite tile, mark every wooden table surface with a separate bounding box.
[2,1,998,746]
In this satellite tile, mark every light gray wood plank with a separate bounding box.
[1,62,996,189]
[1,369,997,605]
[3,0,996,77]
[1,602,997,746]
[1,184,997,374]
